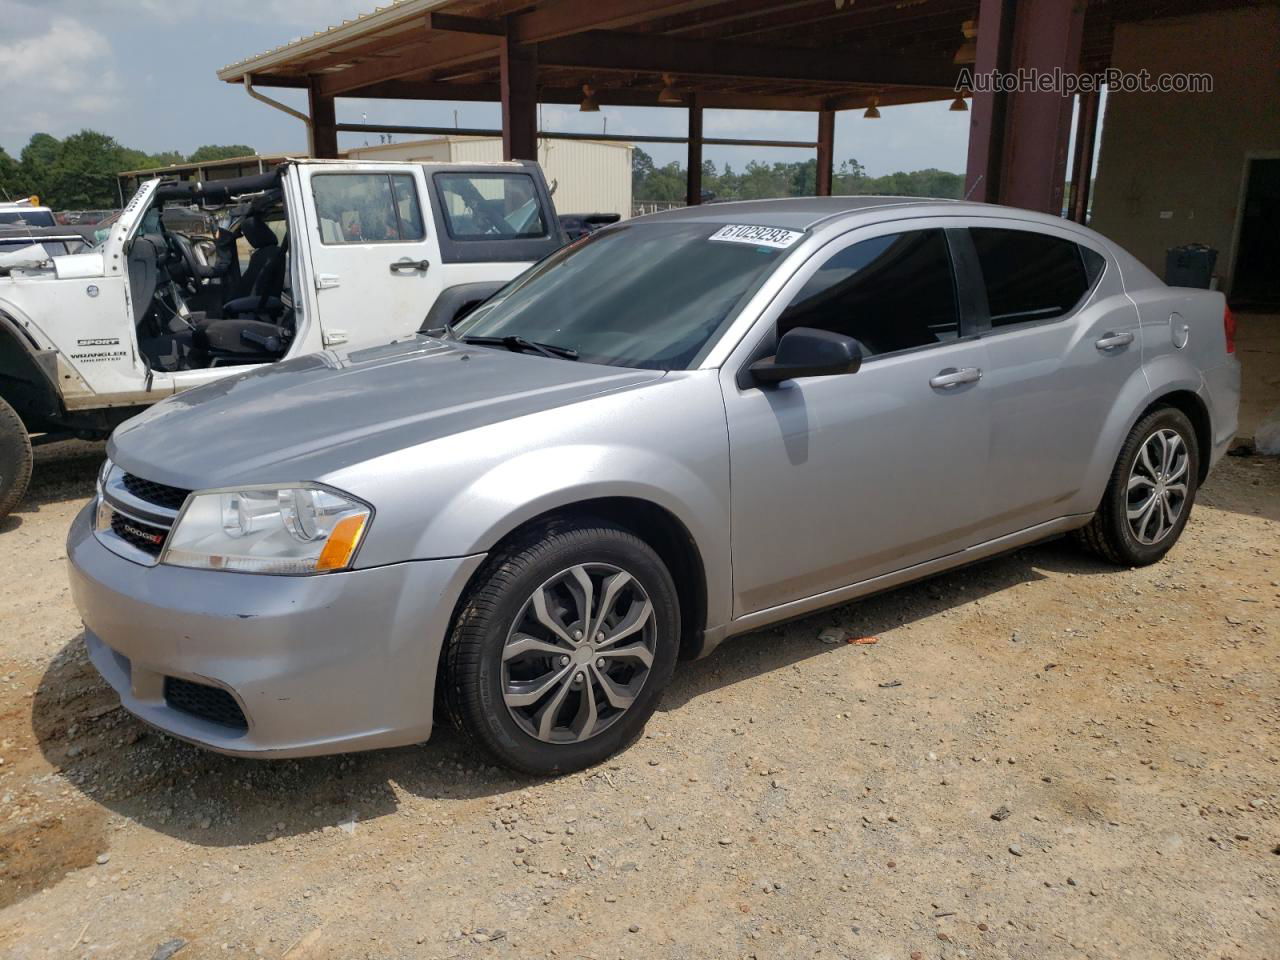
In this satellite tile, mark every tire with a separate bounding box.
[1075,406,1200,567]
[0,396,33,523]
[442,519,680,776]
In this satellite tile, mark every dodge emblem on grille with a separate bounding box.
[121,522,164,545]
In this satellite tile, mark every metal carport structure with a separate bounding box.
[216,0,1266,220]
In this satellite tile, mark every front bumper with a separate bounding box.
[66,504,485,758]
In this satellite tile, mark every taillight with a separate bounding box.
[1223,305,1236,354]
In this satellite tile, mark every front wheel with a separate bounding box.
[442,520,680,776]
[0,396,33,523]
[1075,406,1200,566]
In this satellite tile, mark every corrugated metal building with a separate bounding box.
[344,136,633,220]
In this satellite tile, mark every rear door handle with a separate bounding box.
[1095,331,1134,350]
[390,258,430,273]
[929,366,982,389]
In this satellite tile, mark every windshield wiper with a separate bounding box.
[461,335,578,361]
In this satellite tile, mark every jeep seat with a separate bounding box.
[223,215,284,313]
[195,215,291,363]
[195,318,290,362]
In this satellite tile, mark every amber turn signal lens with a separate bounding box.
[316,513,368,571]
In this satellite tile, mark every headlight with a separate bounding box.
[93,458,112,533]
[162,485,371,575]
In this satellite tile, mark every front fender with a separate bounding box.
[336,372,734,632]
[0,297,57,352]
[0,308,64,427]
[425,443,725,559]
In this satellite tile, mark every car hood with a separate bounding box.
[109,337,665,490]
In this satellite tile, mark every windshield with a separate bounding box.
[453,221,797,370]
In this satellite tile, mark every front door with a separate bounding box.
[299,165,444,349]
[723,226,990,618]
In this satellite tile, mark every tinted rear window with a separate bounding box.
[971,228,1093,327]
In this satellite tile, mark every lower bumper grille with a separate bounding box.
[163,677,248,731]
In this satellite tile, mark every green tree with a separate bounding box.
[188,144,256,163]
[19,133,61,200]
[0,146,24,200]
[44,130,129,209]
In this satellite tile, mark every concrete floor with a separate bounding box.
[1235,311,1280,442]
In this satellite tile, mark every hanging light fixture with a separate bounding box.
[863,97,881,119]
[657,73,682,104]
[953,19,978,64]
[949,93,969,112]
[579,83,599,112]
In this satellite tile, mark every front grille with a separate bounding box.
[109,511,169,557]
[163,677,248,731]
[121,473,191,512]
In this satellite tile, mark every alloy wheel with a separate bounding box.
[1126,427,1190,545]
[501,563,657,744]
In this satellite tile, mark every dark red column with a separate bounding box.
[308,79,338,159]
[816,108,835,196]
[686,94,703,206]
[964,0,1087,214]
[500,32,538,161]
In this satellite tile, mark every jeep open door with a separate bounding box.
[295,162,446,351]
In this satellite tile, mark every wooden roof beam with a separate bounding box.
[339,77,833,111]
[318,32,500,95]
[536,29,960,88]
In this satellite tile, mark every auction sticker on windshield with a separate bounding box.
[709,224,804,249]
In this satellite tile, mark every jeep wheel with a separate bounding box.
[442,520,680,776]
[0,396,33,523]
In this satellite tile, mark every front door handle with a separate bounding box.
[390,258,430,273]
[1095,331,1134,350]
[929,366,982,389]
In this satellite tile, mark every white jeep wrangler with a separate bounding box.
[0,158,564,519]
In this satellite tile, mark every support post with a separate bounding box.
[500,29,538,161]
[964,0,1086,214]
[964,0,1015,203]
[816,108,835,196]
[308,79,338,159]
[1068,88,1100,223]
[686,94,703,206]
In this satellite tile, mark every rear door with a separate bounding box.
[954,221,1143,538]
[298,164,444,348]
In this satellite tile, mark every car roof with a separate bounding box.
[634,196,1079,234]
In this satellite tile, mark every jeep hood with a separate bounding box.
[108,337,665,490]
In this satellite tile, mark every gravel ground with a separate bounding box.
[1,440,1277,960]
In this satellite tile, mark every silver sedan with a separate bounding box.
[68,198,1241,774]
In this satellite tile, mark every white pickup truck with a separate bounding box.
[0,158,565,519]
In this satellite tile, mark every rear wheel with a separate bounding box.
[442,520,679,776]
[0,396,32,523]
[1075,406,1199,566]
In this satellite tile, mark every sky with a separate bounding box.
[0,0,973,176]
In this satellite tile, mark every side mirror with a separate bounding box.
[749,327,864,384]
